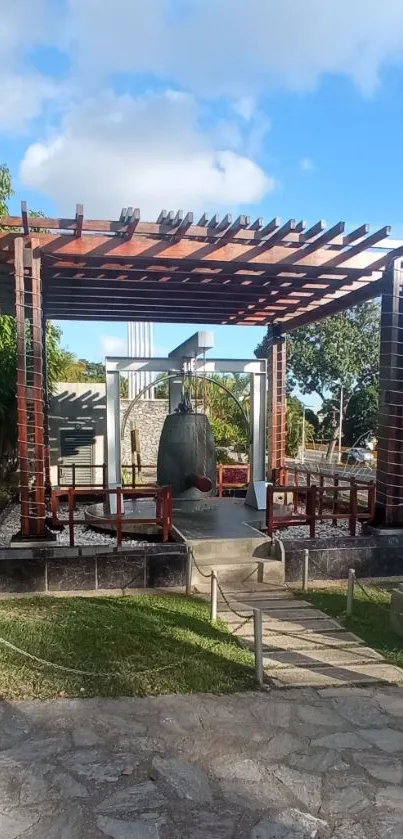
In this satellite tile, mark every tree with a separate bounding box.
[343,384,379,447]
[256,302,380,459]
[0,165,12,215]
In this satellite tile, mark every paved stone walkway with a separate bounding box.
[2,687,403,837]
[213,585,403,688]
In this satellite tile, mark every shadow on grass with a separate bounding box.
[0,594,255,699]
[297,586,403,669]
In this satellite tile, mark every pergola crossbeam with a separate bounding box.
[0,205,400,326]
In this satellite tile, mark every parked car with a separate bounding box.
[341,447,375,465]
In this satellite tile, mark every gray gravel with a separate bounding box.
[274,520,352,539]
[0,504,147,547]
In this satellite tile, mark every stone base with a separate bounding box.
[0,543,187,594]
[272,533,403,582]
[364,524,403,537]
[10,526,57,548]
[390,585,403,636]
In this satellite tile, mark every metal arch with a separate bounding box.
[121,372,251,443]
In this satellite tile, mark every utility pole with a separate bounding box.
[338,385,344,464]
[301,405,306,463]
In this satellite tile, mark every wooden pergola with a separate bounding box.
[1,204,402,537]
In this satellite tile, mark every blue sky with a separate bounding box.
[2,1,403,366]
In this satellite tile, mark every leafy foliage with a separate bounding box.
[0,164,13,215]
[343,384,379,447]
[188,373,250,453]
[256,302,380,454]
[286,302,380,402]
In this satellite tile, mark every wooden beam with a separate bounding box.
[368,244,403,272]
[74,204,84,238]
[44,311,272,325]
[343,224,369,245]
[170,210,183,227]
[197,213,208,226]
[217,214,232,232]
[249,217,263,231]
[125,208,140,240]
[278,277,385,332]
[259,217,280,237]
[43,258,366,282]
[286,222,345,264]
[157,210,168,224]
[324,226,391,268]
[258,219,296,251]
[21,202,29,236]
[171,212,193,243]
[301,220,326,241]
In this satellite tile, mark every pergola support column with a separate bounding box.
[375,259,403,526]
[267,328,287,481]
[42,313,51,495]
[15,238,30,536]
[14,237,47,538]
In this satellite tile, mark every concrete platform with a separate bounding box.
[173,497,265,541]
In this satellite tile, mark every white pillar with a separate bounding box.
[127,322,154,400]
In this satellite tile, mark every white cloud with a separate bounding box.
[300,157,315,172]
[64,0,403,96]
[233,98,256,121]
[0,74,60,134]
[100,335,127,357]
[20,90,273,217]
[3,0,403,135]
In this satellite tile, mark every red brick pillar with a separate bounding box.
[267,329,287,480]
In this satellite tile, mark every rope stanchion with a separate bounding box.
[346,568,355,616]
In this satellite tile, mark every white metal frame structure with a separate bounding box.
[105,332,267,505]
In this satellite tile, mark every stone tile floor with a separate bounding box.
[2,686,403,837]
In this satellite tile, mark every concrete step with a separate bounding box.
[187,536,270,561]
[192,557,284,586]
[268,662,403,688]
[262,645,384,669]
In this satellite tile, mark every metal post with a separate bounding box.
[302,548,309,591]
[186,547,193,595]
[347,568,355,617]
[253,608,264,687]
[106,370,121,513]
[210,570,218,622]
[250,370,267,483]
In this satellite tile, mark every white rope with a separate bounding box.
[0,634,198,679]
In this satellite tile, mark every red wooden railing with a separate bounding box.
[57,462,250,496]
[266,480,376,538]
[50,485,173,546]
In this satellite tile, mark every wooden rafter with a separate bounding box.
[0,205,400,327]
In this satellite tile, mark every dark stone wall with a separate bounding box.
[0,544,187,594]
[277,534,403,582]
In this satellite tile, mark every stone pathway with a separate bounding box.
[212,584,403,688]
[2,687,403,837]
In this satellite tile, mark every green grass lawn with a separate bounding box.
[296,584,403,669]
[0,594,255,700]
